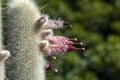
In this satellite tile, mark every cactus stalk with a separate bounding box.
[7,0,45,80]
[0,1,10,80]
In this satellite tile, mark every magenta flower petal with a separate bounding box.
[49,45,85,54]
[66,45,85,51]
[48,36,82,45]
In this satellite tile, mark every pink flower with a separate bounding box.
[49,36,83,45]
[39,40,85,56]
[37,15,85,72]
[45,61,58,72]
[37,15,72,30]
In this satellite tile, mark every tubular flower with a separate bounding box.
[48,36,83,45]
[45,61,58,72]
[49,45,85,54]
[37,15,85,72]
[39,40,85,56]
[37,15,72,30]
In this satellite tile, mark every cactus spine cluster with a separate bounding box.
[7,0,45,80]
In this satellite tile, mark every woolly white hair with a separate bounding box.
[41,29,54,40]
[8,0,41,21]
[39,40,51,56]
[0,50,10,61]
[7,0,45,80]
[39,14,64,29]
[0,50,10,80]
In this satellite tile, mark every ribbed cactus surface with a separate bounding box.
[7,0,45,80]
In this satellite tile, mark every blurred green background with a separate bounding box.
[3,0,120,80]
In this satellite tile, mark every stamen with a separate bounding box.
[47,62,58,72]
[73,42,83,45]
[66,42,83,45]
[68,38,77,41]
[80,42,83,45]
[48,55,56,60]
[63,22,72,27]
[74,48,85,51]
[67,45,85,51]
[47,20,71,29]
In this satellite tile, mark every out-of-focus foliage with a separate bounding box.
[2,0,120,80]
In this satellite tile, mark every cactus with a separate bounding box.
[7,0,45,80]
[4,0,85,79]
[37,14,85,72]
[0,1,10,80]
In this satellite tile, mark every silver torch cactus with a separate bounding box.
[0,0,10,80]
[7,0,45,80]
[6,0,85,80]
